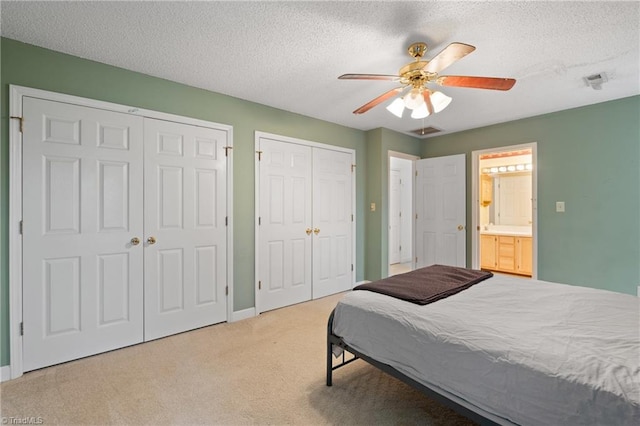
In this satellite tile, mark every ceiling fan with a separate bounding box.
[339,42,516,118]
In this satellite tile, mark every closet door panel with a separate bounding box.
[143,118,227,341]
[22,97,144,372]
[258,138,312,312]
[312,148,353,299]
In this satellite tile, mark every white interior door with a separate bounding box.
[415,154,466,268]
[389,169,401,264]
[312,148,353,299]
[143,118,228,341]
[258,138,313,312]
[22,97,144,371]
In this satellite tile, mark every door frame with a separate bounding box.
[471,142,538,278]
[254,131,356,315]
[387,151,419,275]
[8,85,234,380]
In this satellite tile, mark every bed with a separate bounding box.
[326,266,640,425]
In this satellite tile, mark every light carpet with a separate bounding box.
[1,293,475,425]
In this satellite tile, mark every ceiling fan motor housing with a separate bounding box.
[399,61,436,88]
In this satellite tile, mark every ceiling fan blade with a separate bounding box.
[423,42,476,74]
[437,76,516,90]
[339,73,399,81]
[423,90,434,116]
[353,87,404,114]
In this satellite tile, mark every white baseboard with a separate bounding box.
[355,280,371,286]
[231,307,256,322]
[1,365,11,382]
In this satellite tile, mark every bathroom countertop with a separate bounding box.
[480,226,532,237]
[480,230,532,237]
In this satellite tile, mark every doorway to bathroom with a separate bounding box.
[471,143,537,278]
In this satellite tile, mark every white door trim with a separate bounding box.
[8,85,234,379]
[387,151,419,272]
[471,142,538,278]
[254,131,356,315]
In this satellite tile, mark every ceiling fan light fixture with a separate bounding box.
[403,88,425,110]
[410,103,430,119]
[430,91,452,113]
[386,98,405,118]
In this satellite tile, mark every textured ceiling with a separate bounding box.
[2,1,639,138]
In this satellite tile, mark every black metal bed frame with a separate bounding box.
[326,310,500,426]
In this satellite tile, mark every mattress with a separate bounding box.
[332,274,640,425]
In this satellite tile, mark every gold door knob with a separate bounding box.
[457,225,464,231]
[130,237,140,246]
[305,228,312,235]
[147,236,157,245]
[314,228,320,235]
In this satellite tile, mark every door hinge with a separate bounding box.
[399,245,402,251]
[256,150,263,161]
[351,264,353,271]
[223,146,233,157]
[258,280,262,290]
[351,164,356,173]
[415,256,418,263]
[225,286,229,296]
[399,211,402,217]
[258,217,261,226]
[19,220,23,235]
[351,214,354,222]
[415,171,418,177]
[20,322,23,336]
[10,116,24,133]
[225,216,228,226]
[415,213,418,220]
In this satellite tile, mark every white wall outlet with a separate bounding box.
[556,201,565,212]
[370,202,376,212]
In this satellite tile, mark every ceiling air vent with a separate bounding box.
[410,126,441,137]
[584,72,608,90]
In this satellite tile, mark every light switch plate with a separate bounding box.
[556,201,565,212]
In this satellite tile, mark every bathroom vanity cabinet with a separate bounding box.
[481,234,532,276]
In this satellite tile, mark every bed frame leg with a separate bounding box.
[326,311,334,386]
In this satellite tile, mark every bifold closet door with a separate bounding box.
[22,97,229,371]
[311,148,353,299]
[143,118,228,341]
[258,138,313,312]
[22,97,144,372]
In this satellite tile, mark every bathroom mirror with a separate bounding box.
[488,173,532,226]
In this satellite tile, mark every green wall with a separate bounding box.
[421,96,640,294]
[0,38,374,366]
[2,36,638,369]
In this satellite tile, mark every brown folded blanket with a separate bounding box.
[354,264,493,305]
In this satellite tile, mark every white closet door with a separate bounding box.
[258,138,312,312]
[415,154,466,268]
[22,97,144,372]
[143,118,228,341]
[312,148,353,299]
